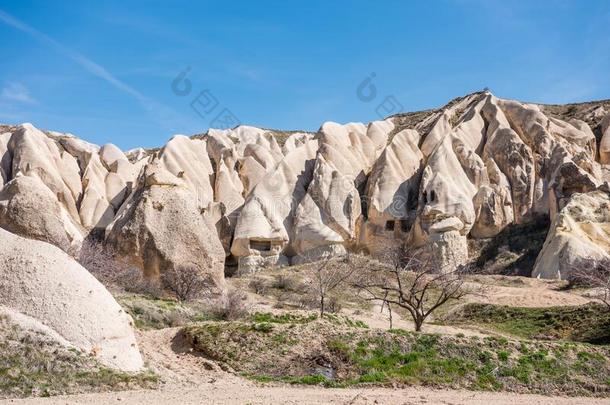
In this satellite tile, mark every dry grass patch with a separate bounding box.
[0,316,157,399]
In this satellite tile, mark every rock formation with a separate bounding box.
[230,137,319,272]
[8,124,83,223]
[0,91,608,282]
[363,128,423,255]
[0,175,82,251]
[600,115,610,164]
[532,187,610,279]
[0,228,143,372]
[105,148,226,291]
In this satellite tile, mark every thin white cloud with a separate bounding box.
[0,9,195,133]
[1,82,36,104]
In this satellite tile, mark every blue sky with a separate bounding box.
[0,0,609,150]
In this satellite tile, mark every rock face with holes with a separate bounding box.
[0,227,143,372]
[363,128,423,255]
[409,94,486,271]
[0,91,609,284]
[230,137,319,272]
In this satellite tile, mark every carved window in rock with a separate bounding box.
[385,220,395,231]
[250,240,271,252]
[400,219,411,232]
[422,190,437,205]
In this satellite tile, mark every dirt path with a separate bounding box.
[350,302,487,337]
[6,384,608,404]
[465,276,593,307]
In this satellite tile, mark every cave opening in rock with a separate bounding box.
[250,240,272,252]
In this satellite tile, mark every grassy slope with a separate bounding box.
[0,316,157,399]
[183,315,610,397]
[114,268,610,398]
[443,303,610,344]
[117,294,212,330]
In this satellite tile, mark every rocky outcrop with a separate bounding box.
[471,158,514,238]
[0,125,85,251]
[363,129,422,254]
[0,175,82,251]
[0,228,143,372]
[292,155,362,262]
[600,114,610,164]
[205,126,284,255]
[481,97,536,223]
[0,131,11,187]
[230,138,319,273]
[1,92,609,281]
[7,124,82,223]
[231,120,394,270]
[289,120,393,263]
[105,158,226,291]
[78,143,142,231]
[408,95,487,271]
[533,188,610,279]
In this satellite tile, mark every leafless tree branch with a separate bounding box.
[305,251,358,316]
[571,258,610,310]
[353,246,477,331]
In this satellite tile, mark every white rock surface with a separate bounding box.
[0,175,83,251]
[363,129,423,254]
[0,131,13,187]
[105,159,226,290]
[292,155,361,261]
[7,124,83,222]
[533,189,610,279]
[1,93,609,280]
[231,139,319,272]
[0,228,143,371]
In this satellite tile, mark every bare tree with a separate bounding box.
[571,258,610,310]
[77,239,160,296]
[379,290,394,329]
[77,239,122,285]
[209,288,250,320]
[354,248,473,332]
[306,252,357,316]
[161,266,212,302]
